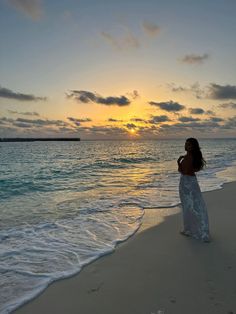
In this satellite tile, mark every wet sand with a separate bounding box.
[14,181,236,314]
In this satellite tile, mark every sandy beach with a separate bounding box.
[14,181,236,314]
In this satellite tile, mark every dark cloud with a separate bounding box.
[0,116,76,137]
[134,125,159,138]
[155,120,227,138]
[125,123,137,129]
[161,121,220,130]
[142,21,161,36]
[8,110,40,116]
[189,121,221,128]
[8,0,43,21]
[82,125,128,138]
[58,127,77,133]
[149,115,170,124]
[68,90,131,106]
[13,122,32,128]
[189,108,216,117]
[130,118,147,122]
[208,117,224,122]
[207,84,236,100]
[67,90,95,103]
[108,118,124,122]
[0,86,47,101]
[178,116,200,122]
[218,102,236,109]
[67,117,92,126]
[15,118,69,127]
[149,100,185,112]
[189,108,205,115]
[169,82,236,100]
[97,96,130,106]
[180,53,209,64]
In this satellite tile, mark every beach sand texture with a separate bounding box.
[14,182,236,314]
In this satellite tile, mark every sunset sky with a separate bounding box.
[0,0,236,139]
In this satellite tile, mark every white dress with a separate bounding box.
[179,174,210,242]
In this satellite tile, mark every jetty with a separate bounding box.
[0,138,80,142]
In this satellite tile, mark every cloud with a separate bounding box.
[81,125,128,139]
[126,90,139,100]
[0,117,14,124]
[223,116,236,128]
[8,110,40,116]
[0,86,47,101]
[178,116,200,122]
[180,53,209,64]
[13,122,32,128]
[125,123,137,129]
[161,121,221,130]
[101,31,140,50]
[58,126,77,133]
[142,21,161,37]
[0,117,83,137]
[130,118,147,122]
[168,82,236,100]
[189,108,205,115]
[108,118,124,122]
[149,115,170,124]
[208,117,224,122]
[0,126,17,136]
[1,113,235,139]
[67,90,96,103]
[170,85,187,92]
[15,118,68,127]
[188,108,217,116]
[0,116,75,137]
[218,102,236,109]
[205,110,215,115]
[67,117,92,127]
[8,0,43,20]
[207,83,236,100]
[168,82,204,99]
[149,100,185,112]
[67,90,131,106]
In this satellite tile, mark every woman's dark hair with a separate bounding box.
[186,138,206,171]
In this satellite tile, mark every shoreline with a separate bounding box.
[13,180,236,314]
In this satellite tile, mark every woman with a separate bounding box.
[177,138,210,242]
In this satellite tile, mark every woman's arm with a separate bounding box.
[179,155,195,175]
[177,156,185,173]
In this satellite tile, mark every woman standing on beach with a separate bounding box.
[177,138,210,242]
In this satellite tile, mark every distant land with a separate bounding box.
[0,138,80,142]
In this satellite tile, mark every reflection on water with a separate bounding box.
[0,139,236,313]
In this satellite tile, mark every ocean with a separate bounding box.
[0,139,236,313]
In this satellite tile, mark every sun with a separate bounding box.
[128,128,139,137]
[130,128,136,134]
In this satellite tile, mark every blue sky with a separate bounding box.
[0,0,236,139]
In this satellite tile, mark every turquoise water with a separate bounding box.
[0,139,236,313]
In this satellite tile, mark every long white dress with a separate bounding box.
[179,174,210,242]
